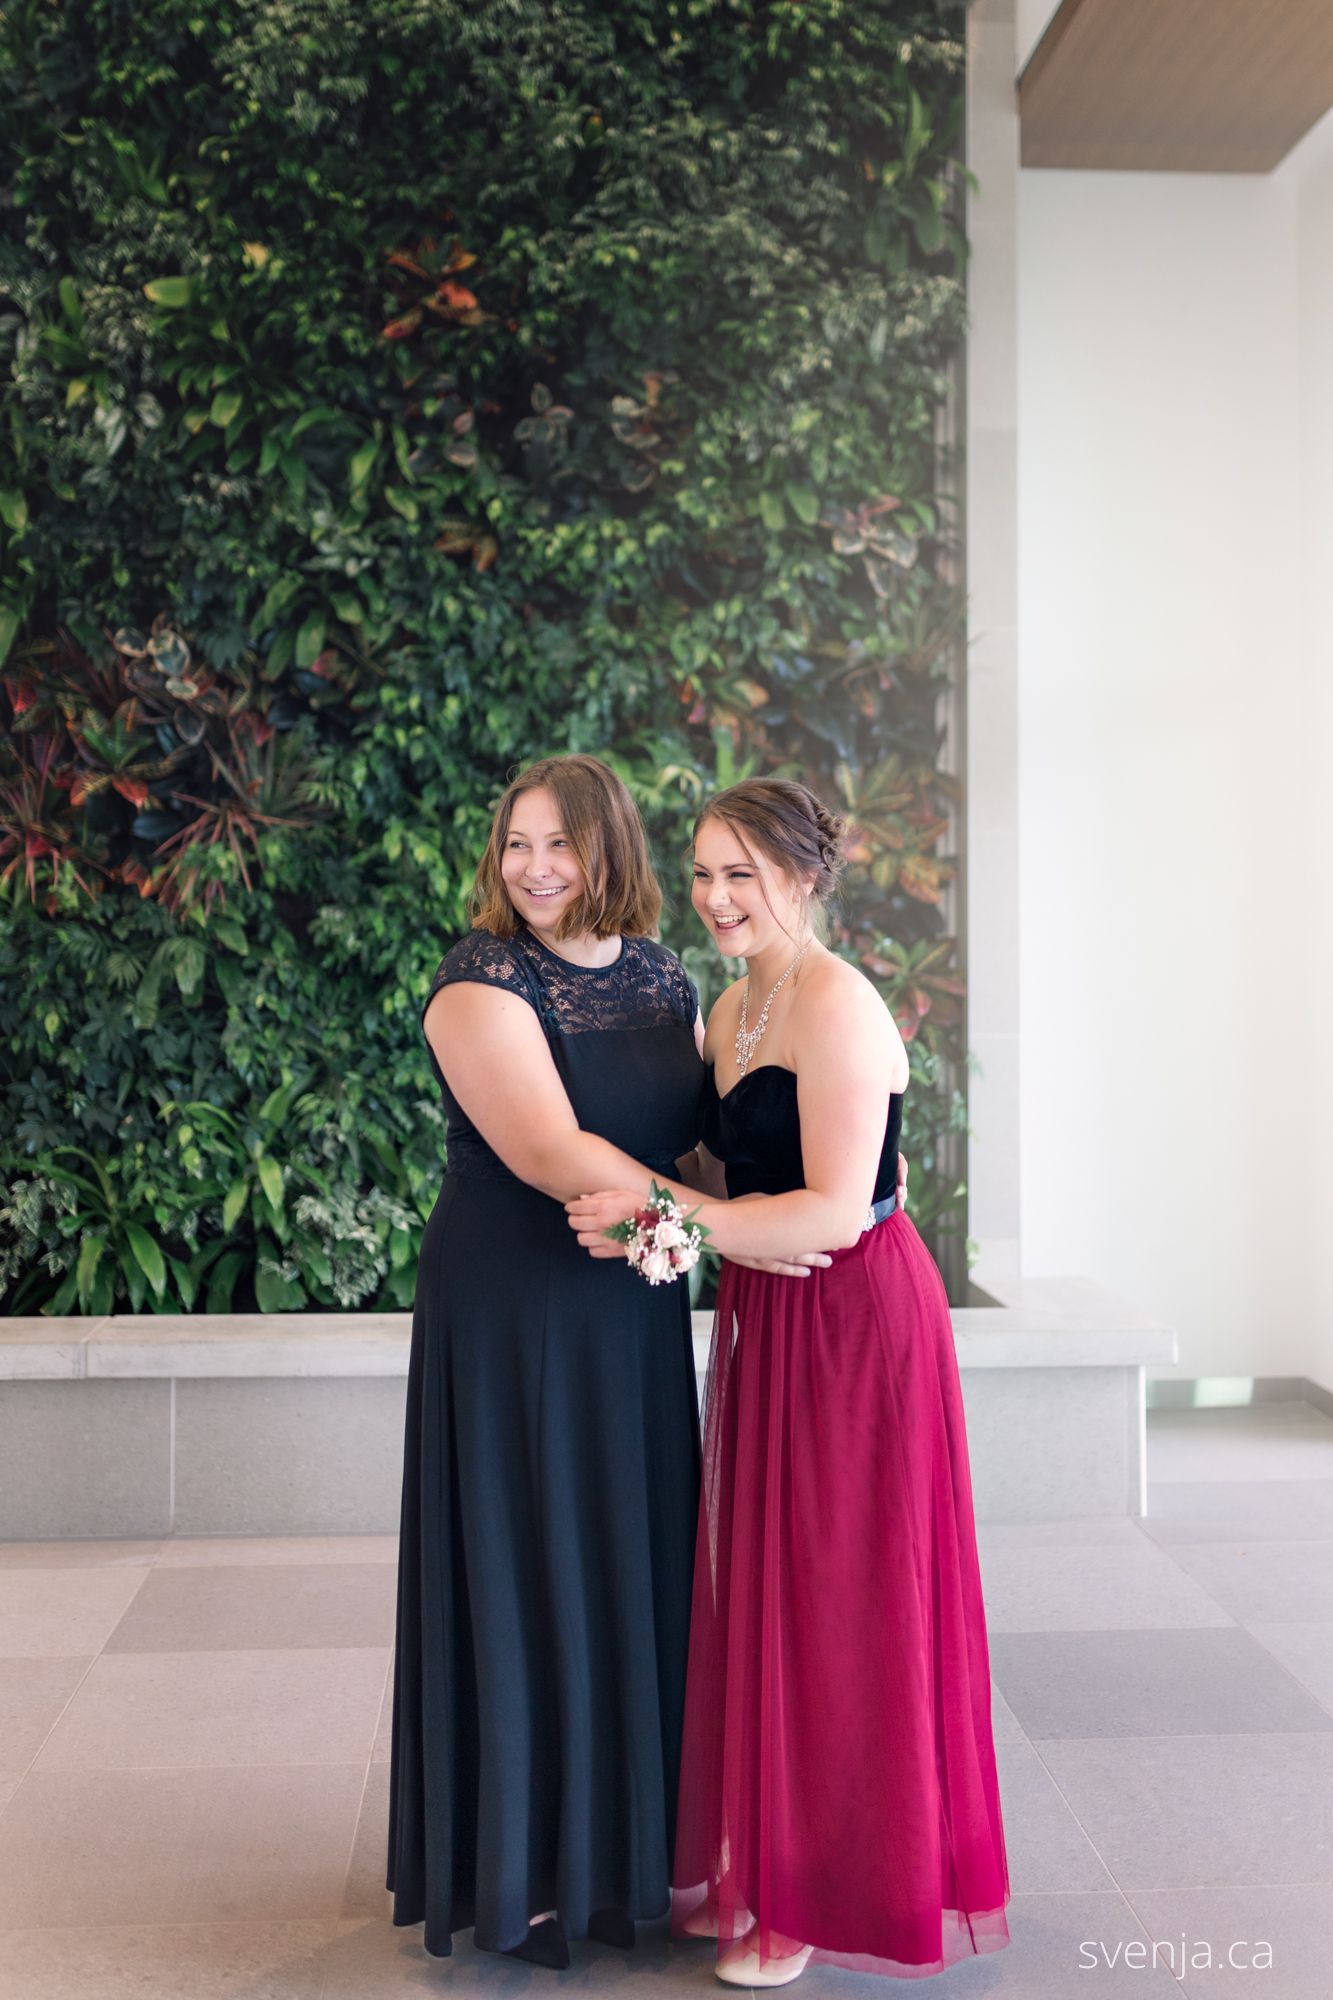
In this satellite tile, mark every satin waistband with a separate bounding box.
[863,1193,900,1232]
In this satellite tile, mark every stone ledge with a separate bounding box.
[0,1276,1176,1381]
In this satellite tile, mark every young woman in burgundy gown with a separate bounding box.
[568,778,1010,1986]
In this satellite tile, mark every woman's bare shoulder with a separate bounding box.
[792,952,909,1083]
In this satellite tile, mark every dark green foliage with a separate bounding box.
[1,0,971,1312]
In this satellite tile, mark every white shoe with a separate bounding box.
[680,1905,720,1938]
[715,1928,813,1988]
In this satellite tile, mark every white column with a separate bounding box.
[966,0,1023,1281]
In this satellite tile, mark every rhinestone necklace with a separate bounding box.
[735,941,812,1077]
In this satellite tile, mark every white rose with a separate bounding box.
[673,1241,701,1275]
[654,1218,688,1251]
[641,1247,674,1284]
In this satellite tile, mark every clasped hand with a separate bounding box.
[565,1154,907,1279]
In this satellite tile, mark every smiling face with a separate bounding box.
[499,786,588,937]
[690,813,810,960]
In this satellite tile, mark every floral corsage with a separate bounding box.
[605,1182,711,1285]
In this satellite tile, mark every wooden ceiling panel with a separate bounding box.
[1019,0,1333,172]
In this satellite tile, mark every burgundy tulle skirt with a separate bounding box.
[671,1206,1010,1978]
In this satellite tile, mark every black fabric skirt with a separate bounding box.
[387,1172,701,1956]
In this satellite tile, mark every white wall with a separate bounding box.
[1293,115,1333,1393]
[1016,166,1327,1383]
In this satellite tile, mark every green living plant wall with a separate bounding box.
[0,0,971,1316]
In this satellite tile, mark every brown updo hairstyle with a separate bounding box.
[471,753,663,942]
[693,778,846,930]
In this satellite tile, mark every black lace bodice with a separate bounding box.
[422,927,704,1185]
[701,1062,903,1205]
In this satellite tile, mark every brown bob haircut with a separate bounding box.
[470,754,663,942]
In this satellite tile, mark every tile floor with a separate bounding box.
[0,1404,1331,1997]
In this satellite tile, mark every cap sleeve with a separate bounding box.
[422,930,540,1030]
[636,938,700,1032]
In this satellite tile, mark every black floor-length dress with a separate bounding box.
[388,926,704,1957]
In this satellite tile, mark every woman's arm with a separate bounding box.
[426,983,715,1202]
[568,969,902,1260]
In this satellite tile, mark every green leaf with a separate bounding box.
[254,1261,302,1312]
[167,1254,199,1310]
[0,605,18,664]
[783,481,819,526]
[330,591,363,625]
[117,1245,148,1313]
[255,1153,284,1212]
[75,1233,106,1310]
[65,377,89,409]
[222,1176,250,1232]
[214,955,246,1004]
[758,489,785,532]
[90,1259,116,1316]
[126,1224,167,1298]
[295,611,325,669]
[43,1267,80,1317]
[384,485,419,522]
[212,916,248,955]
[209,388,243,428]
[143,276,193,308]
[386,1263,416,1308]
[257,433,281,476]
[348,439,378,488]
[254,574,301,631]
[388,1227,412,1269]
[0,490,29,535]
[172,937,206,1000]
[58,276,82,328]
[205,1249,245,1313]
[299,1242,333,1288]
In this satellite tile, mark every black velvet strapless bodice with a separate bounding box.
[701,1062,903,1203]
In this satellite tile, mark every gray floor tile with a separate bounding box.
[371,1655,393,1762]
[102,1563,396,1654]
[980,1543,1234,1633]
[0,1764,366,1926]
[1035,1733,1333,1891]
[1142,1480,1333,1545]
[157,1536,399,1567]
[994,1740,1113,1892]
[325,1912,712,1994]
[989,1628,1332,1739]
[1249,1623,1333,1717]
[0,1920,333,1999]
[0,1659,90,1779]
[1128,1884,1326,1999]
[0,1542,161,1570]
[0,1569,149,1660]
[797,1892,1185,1997]
[989,1681,1026,1744]
[1165,1541,1333,1624]
[342,1762,391,1921]
[978,1518,1149,1550]
[37,1648,389,1770]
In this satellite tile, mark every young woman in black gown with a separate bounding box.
[387,755,826,1967]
